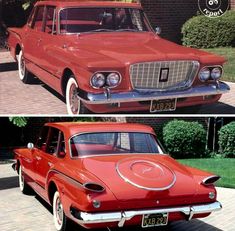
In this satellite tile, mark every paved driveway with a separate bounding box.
[0,163,234,231]
[1,51,235,115]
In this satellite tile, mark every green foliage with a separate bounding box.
[218,122,235,157]
[182,11,235,48]
[163,120,206,158]
[9,117,28,128]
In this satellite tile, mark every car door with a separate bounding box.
[34,126,65,190]
[38,5,62,90]
[23,5,45,67]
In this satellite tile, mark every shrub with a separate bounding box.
[163,120,206,158]
[182,11,235,48]
[218,122,235,157]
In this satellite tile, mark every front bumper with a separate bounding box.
[78,82,230,105]
[71,201,222,227]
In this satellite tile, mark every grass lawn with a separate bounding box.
[178,158,235,189]
[204,47,235,83]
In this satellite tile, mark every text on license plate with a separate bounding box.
[150,99,177,112]
[142,213,168,228]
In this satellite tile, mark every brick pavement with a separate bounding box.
[0,51,235,115]
[0,163,234,231]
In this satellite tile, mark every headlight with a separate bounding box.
[211,67,222,80]
[91,73,105,88]
[106,73,121,87]
[199,68,210,82]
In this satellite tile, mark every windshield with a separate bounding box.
[59,7,150,34]
[70,132,163,157]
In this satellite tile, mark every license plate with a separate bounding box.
[150,99,177,112]
[142,213,168,228]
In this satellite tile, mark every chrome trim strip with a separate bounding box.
[70,201,222,227]
[77,82,230,104]
[116,159,176,191]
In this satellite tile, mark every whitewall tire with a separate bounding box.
[18,165,30,194]
[66,76,90,115]
[53,191,67,231]
[18,50,32,84]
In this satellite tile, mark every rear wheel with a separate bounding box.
[18,165,30,194]
[66,76,90,115]
[53,191,68,231]
[18,50,33,84]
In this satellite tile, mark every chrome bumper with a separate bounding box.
[71,201,222,227]
[78,82,230,104]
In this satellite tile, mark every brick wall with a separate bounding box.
[231,0,235,9]
[141,0,198,43]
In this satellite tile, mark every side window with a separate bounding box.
[36,126,49,151]
[31,6,45,31]
[36,126,65,157]
[27,7,36,28]
[44,6,56,34]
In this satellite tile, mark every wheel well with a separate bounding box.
[15,44,21,56]
[16,159,20,174]
[48,181,58,205]
[61,68,74,97]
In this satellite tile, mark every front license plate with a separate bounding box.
[150,99,177,112]
[142,213,168,228]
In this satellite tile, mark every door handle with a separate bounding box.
[35,156,41,161]
[48,162,52,167]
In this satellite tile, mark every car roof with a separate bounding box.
[45,122,155,137]
[36,0,142,9]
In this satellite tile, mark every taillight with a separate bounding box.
[202,175,221,186]
[83,182,105,192]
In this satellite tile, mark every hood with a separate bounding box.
[81,154,198,202]
[66,32,225,67]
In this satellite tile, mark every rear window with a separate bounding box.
[70,132,163,157]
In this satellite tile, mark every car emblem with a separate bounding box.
[159,68,169,82]
[142,167,153,174]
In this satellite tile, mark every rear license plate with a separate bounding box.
[150,99,177,112]
[142,213,168,228]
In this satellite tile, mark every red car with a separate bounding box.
[13,122,222,231]
[8,1,229,114]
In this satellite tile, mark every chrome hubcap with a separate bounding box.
[56,198,63,225]
[69,84,79,114]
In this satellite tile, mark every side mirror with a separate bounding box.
[27,143,34,150]
[58,151,66,158]
[155,26,161,35]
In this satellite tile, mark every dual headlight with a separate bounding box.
[199,66,223,82]
[91,72,121,89]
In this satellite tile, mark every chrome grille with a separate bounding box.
[130,61,197,90]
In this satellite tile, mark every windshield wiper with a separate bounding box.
[116,29,139,32]
[87,29,115,33]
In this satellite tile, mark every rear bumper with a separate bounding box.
[71,201,222,227]
[78,82,230,105]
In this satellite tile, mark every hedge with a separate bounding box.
[163,120,206,158]
[218,122,235,157]
[182,11,235,48]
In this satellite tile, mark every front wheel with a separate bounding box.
[18,165,30,194]
[53,191,67,231]
[18,50,33,84]
[66,76,91,115]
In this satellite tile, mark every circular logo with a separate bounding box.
[198,0,229,18]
